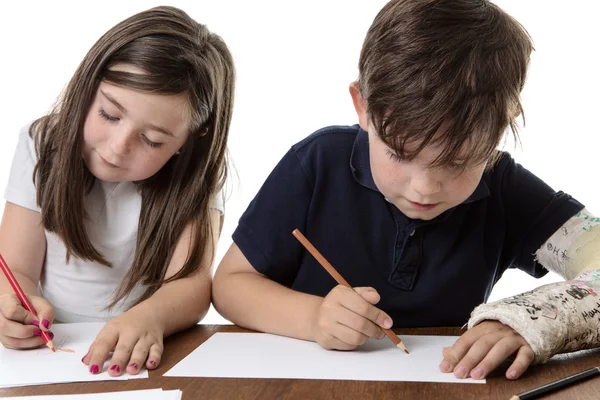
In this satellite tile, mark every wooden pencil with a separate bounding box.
[510,366,600,400]
[292,229,408,354]
[0,254,55,352]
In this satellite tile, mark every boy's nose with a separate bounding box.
[411,176,441,197]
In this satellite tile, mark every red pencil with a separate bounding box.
[0,254,55,352]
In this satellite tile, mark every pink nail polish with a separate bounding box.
[149,360,156,367]
[90,364,99,374]
[42,319,51,329]
[48,331,54,339]
[33,329,42,337]
[31,320,39,327]
[110,364,120,373]
[129,362,138,370]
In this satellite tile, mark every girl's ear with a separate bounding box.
[349,82,369,132]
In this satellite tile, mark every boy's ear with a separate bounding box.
[349,82,369,132]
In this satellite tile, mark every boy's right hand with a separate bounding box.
[312,285,393,350]
[0,293,55,349]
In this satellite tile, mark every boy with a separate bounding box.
[213,0,600,381]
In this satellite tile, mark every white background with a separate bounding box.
[0,1,598,324]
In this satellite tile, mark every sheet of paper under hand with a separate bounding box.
[0,322,148,388]
[164,332,484,384]
[1,389,182,400]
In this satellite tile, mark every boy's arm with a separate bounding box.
[212,242,322,341]
[468,208,600,363]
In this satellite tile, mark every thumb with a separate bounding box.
[28,296,55,331]
[353,287,381,305]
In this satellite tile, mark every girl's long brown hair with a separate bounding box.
[30,6,234,308]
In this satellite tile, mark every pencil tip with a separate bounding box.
[396,343,409,354]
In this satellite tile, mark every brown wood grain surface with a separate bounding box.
[0,325,598,400]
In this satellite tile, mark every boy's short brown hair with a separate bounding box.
[358,0,533,169]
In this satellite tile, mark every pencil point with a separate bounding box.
[46,340,56,352]
[396,342,409,354]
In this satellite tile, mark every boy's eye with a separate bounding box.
[98,108,119,122]
[142,135,162,148]
[386,149,404,163]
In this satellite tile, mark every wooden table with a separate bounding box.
[1,325,599,399]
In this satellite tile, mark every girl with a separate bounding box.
[0,6,234,376]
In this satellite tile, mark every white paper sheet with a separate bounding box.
[0,322,148,388]
[164,332,485,384]
[0,389,182,400]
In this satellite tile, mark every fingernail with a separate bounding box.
[81,353,88,363]
[455,366,468,379]
[110,364,120,373]
[508,370,517,379]
[33,329,42,337]
[149,360,157,367]
[471,368,484,379]
[129,362,138,370]
[42,319,51,329]
[383,318,393,329]
[439,360,451,372]
[90,364,99,374]
[31,320,39,327]
[48,331,54,339]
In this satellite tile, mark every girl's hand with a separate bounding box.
[439,320,535,380]
[82,305,164,376]
[311,285,392,350]
[0,293,55,349]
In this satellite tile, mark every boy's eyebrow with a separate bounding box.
[99,89,175,137]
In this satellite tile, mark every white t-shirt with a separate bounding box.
[4,124,223,322]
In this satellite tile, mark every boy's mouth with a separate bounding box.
[406,199,439,211]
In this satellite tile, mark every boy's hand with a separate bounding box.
[439,320,534,380]
[82,304,164,376]
[0,293,55,349]
[311,285,393,350]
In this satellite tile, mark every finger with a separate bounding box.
[319,332,359,351]
[0,295,31,324]
[29,297,55,332]
[108,335,139,377]
[335,306,385,340]
[126,340,151,375]
[87,329,119,375]
[0,315,39,340]
[145,342,164,370]
[452,332,506,379]
[506,345,535,380]
[0,331,52,349]
[440,329,487,373]
[337,289,393,330]
[469,337,524,379]
[353,287,381,305]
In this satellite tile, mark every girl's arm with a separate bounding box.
[83,208,222,376]
[0,202,46,295]
[0,201,55,349]
[136,208,223,336]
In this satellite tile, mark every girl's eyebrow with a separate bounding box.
[99,89,175,137]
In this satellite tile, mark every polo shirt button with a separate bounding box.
[410,229,415,236]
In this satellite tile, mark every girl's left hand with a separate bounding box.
[439,320,535,380]
[81,305,164,376]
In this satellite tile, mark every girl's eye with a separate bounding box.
[142,135,162,148]
[98,108,119,122]
[386,149,404,163]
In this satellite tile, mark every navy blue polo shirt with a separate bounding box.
[232,125,584,327]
